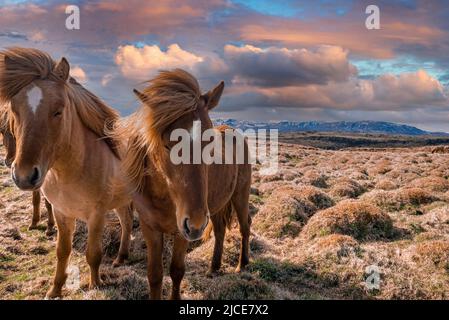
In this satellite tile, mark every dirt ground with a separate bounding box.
[1,134,449,300]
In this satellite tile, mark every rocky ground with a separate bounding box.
[1,134,449,300]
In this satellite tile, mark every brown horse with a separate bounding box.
[0,48,133,298]
[0,105,15,167]
[1,109,55,235]
[115,69,252,299]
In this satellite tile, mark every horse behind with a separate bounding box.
[1,108,55,235]
[116,69,252,299]
[0,47,133,298]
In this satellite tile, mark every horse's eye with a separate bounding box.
[53,111,62,117]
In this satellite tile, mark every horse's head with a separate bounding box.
[2,53,71,191]
[135,70,224,241]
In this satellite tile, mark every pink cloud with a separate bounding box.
[224,70,448,111]
[115,44,204,80]
[238,19,447,59]
[70,66,88,84]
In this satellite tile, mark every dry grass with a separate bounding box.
[413,240,449,269]
[361,187,438,212]
[409,176,449,192]
[296,185,335,209]
[396,187,438,206]
[329,178,364,198]
[367,160,392,176]
[253,186,316,238]
[302,170,328,188]
[252,185,335,238]
[2,134,449,300]
[375,179,398,191]
[301,200,394,241]
[306,234,361,260]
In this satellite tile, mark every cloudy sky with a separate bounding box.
[1,0,449,131]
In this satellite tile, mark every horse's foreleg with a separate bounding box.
[29,190,41,230]
[46,212,75,298]
[45,198,55,236]
[169,233,188,300]
[113,204,134,267]
[141,223,163,300]
[232,182,251,272]
[86,214,105,289]
[208,215,225,275]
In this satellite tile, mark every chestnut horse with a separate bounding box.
[115,69,252,299]
[0,48,133,298]
[1,108,55,235]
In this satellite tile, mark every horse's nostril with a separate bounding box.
[30,167,40,185]
[184,218,191,235]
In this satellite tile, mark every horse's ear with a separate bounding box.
[202,81,224,110]
[54,57,70,82]
[133,89,149,104]
[3,55,13,67]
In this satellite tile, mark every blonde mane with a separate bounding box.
[0,47,120,157]
[139,68,201,149]
[114,69,201,191]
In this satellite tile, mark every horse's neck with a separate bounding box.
[145,156,170,199]
[52,112,95,176]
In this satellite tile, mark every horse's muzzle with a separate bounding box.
[12,165,43,191]
[182,214,209,241]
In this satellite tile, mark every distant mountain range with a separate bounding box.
[212,119,448,136]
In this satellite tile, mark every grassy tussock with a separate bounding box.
[413,240,449,269]
[329,177,364,198]
[361,187,438,212]
[409,176,449,192]
[252,185,335,238]
[301,200,394,241]
[375,179,398,191]
[253,187,316,238]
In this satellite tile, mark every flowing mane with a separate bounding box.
[0,47,120,158]
[66,77,121,157]
[139,68,201,148]
[114,69,201,191]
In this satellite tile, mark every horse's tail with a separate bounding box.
[202,202,234,242]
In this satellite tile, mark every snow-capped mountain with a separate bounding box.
[212,119,446,136]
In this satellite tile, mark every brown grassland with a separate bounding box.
[1,132,449,299]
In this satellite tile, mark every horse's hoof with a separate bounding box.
[112,259,124,268]
[235,265,247,273]
[46,287,62,299]
[112,254,128,267]
[28,224,39,231]
[45,228,56,237]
